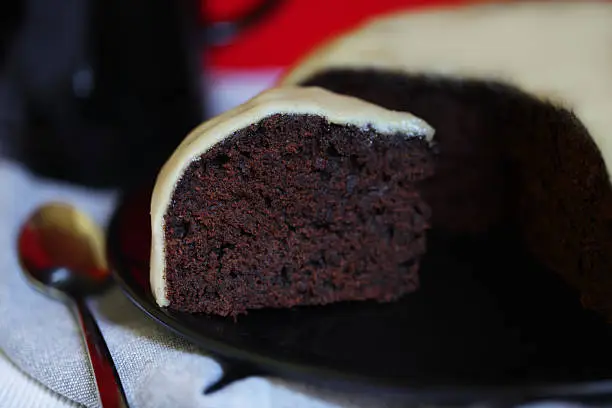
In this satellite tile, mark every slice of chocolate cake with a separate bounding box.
[150,87,436,316]
[281,2,612,320]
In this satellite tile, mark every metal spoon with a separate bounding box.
[17,202,129,408]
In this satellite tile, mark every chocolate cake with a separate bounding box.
[281,2,612,319]
[150,87,436,315]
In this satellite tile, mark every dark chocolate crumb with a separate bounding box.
[164,113,434,316]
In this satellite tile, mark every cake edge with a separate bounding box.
[149,85,435,308]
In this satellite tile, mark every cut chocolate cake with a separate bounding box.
[150,87,435,315]
[282,2,612,320]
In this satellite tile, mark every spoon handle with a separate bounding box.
[72,298,130,408]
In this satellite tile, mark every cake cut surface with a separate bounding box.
[165,114,433,315]
[150,86,435,314]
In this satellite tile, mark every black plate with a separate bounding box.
[107,184,612,406]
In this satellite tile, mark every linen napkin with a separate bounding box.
[0,158,595,408]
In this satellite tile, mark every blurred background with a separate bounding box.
[0,0,484,190]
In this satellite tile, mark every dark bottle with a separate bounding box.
[5,0,281,189]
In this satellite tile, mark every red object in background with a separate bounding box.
[204,0,476,69]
